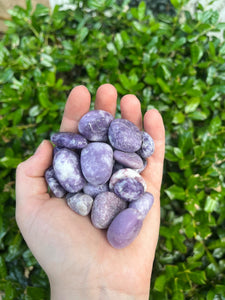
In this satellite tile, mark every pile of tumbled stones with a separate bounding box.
[45,109,155,249]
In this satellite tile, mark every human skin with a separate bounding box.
[15,84,165,300]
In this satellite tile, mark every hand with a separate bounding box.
[16,84,165,300]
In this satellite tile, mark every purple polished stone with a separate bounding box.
[135,158,147,173]
[51,132,88,150]
[66,192,93,216]
[108,119,142,152]
[45,166,66,198]
[113,150,144,169]
[78,110,114,142]
[91,192,127,229]
[114,178,145,202]
[138,131,155,158]
[109,168,147,191]
[107,208,143,249]
[80,142,113,185]
[83,182,109,198]
[129,192,154,219]
[53,148,86,193]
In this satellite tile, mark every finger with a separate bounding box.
[120,94,142,130]
[141,109,165,193]
[60,85,91,133]
[16,140,53,203]
[94,84,117,116]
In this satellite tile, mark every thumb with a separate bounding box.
[16,140,53,204]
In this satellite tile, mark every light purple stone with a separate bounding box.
[109,168,147,191]
[114,150,144,169]
[114,178,145,202]
[108,119,142,152]
[66,192,93,216]
[91,192,127,229]
[78,110,114,142]
[83,182,109,198]
[138,131,155,158]
[135,159,147,173]
[45,166,66,198]
[129,192,154,219]
[107,208,143,249]
[80,142,113,185]
[53,148,86,193]
[51,132,88,150]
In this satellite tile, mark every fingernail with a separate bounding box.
[35,140,45,155]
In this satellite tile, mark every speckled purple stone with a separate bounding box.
[114,150,144,169]
[51,132,88,150]
[81,142,113,185]
[108,119,142,152]
[138,132,155,158]
[45,166,66,198]
[83,182,109,198]
[91,192,127,229]
[114,178,145,202]
[66,192,93,216]
[129,192,154,219]
[53,148,86,193]
[107,208,143,249]
[78,110,114,142]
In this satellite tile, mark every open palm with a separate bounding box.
[16,84,165,299]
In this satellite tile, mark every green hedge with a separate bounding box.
[1,0,225,298]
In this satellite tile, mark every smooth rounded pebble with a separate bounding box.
[83,182,109,198]
[138,132,155,158]
[81,142,114,185]
[53,148,86,193]
[78,110,114,142]
[45,166,66,198]
[91,192,127,229]
[129,192,154,219]
[107,208,143,249]
[108,119,142,152]
[109,168,147,191]
[66,193,93,216]
[113,150,144,169]
[51,132,88,150]
[114,178,145,202]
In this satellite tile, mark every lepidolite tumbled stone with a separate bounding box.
[83,182,109,198]
[66,193,93,216]
[78,110,114,142]
[91,192,127,229]
[45,166,66,198]
[53,148,86,193]
[81,142,114,185]
[138,132,155,158]
[113,150,144,170]
[51,132,88,150]
[129,192,154,219]
[114,178,145,202]
[108,119,142,152]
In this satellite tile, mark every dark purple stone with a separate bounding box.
[138,131,155,158]
[51,132,88,150]
[113,178,145,202]
[83,182,109,198]
[45,166,66,198]
[129,192,154,219]
[113,150,144,169]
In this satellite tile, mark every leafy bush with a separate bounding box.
[0,0,225,298]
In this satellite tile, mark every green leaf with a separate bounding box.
[185,97,200,113]
[191,44,204,64]
[154,274,167,292]
[165,185,186,200]
[204,195,219,213]
[138,1,146,21]
[0,69,14,84]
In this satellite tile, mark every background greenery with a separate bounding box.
[0,0,225,298]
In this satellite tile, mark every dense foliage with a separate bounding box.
[0,0,225,298]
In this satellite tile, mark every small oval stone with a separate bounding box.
[129,192,154,219]
[108,119,142,152]
[51,132,88,150]
[78,110,114,142]
[114,150,144,169]
[109,168,147,191]
[66,193,93,216]
[91,192,127,229]
[83,182,109,198]
[107,208,143,249]
[81,142,114,185]
[114,178,145,202]
[138,131,155,158]
[53,148,86,193]
[45,166,66,198]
